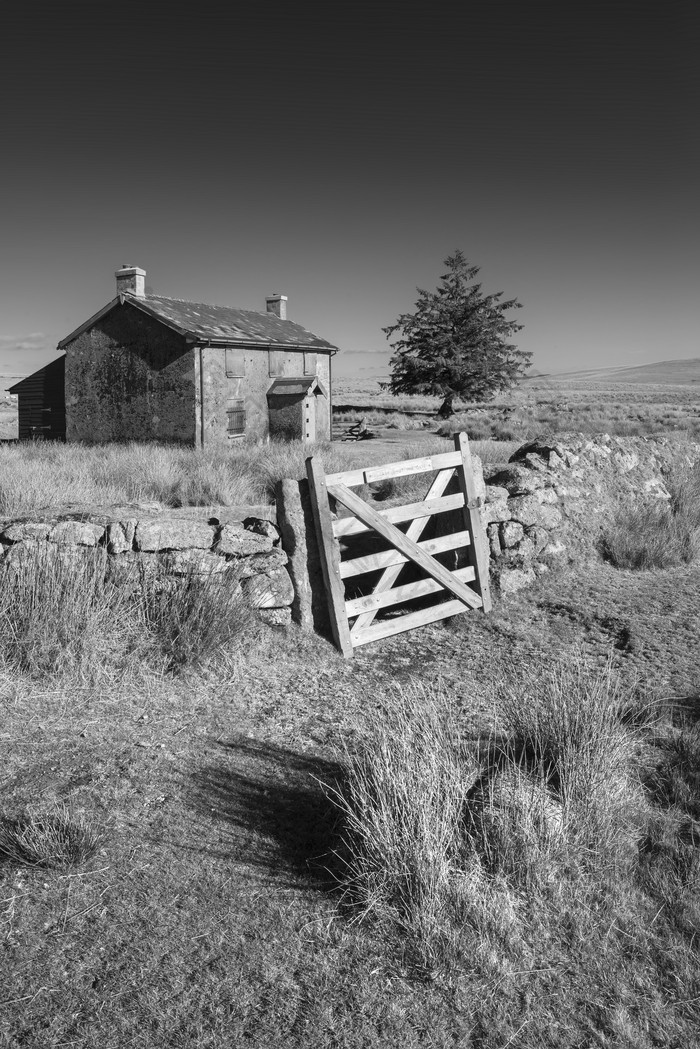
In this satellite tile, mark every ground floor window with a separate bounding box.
[226,398,246,437]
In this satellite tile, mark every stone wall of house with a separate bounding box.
[64,305,197,444]
[200,348,333,447]
[0,505,294,627]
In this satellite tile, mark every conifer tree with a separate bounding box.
[383,251,529,417]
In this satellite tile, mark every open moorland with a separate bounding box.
[1,370,700,1048]
[333,360,700,443]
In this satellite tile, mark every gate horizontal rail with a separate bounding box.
[306,432,491,657]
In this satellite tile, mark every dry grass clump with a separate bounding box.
[0,546,254,679]
[325,682,479,953]
[139,565,252,670]
[325,662,648,970]
[0,442,261,513]
[0,546,138,677]
[602,462,700,570]
[0,803,102,870]
[494,660,645,870]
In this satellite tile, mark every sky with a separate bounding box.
[1,1,698,383]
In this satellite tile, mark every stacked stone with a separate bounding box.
[480,443,567,595]
[481,432,700,595]
[0,512,294,627]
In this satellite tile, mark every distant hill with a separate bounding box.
[534,358,700,385]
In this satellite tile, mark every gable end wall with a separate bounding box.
[64,304,196,444]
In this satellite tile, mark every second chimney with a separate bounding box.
[116,265,146,298]
[265,294,287,320]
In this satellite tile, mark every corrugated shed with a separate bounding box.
[8,356,66,440]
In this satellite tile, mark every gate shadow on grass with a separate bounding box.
[188,736,345,890]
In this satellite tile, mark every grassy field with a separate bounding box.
[1,383,700,1047]
[0,436,518,519]
[334,375,700,442]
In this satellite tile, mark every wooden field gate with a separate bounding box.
[306,432,491,657]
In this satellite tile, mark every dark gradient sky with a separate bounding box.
[1,2,697,381]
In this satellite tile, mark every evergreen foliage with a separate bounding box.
[383,251,529,416]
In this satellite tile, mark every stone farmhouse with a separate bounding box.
[9,266,338,445]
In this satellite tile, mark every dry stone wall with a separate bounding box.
[0,505,294,627]
[3,433,697,640]
[481,432,700,594]
[275,432,700,624]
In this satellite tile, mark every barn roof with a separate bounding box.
[58,294,337,352]
[8,355,66,393]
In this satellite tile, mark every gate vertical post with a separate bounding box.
[305,456,354,658]
[454,432,492,612]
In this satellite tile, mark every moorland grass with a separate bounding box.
[333,376,700,441]
[1,416,700,1046]
[0,545,253,678]
[0,803,103,871]
[602,461,700,570]
[0,439,401,516]
[1,564,699,1046]
[324,661,650,971]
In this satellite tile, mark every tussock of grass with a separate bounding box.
[0,546,138,677]
[603,463,700,570]
[326,662,650,970]
[140,565,252,670]
[325,682,479,950]
[0,803,102,870]
[0,546,255,679]
[494,660,645,870]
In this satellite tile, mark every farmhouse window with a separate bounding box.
[269,349,287,377]
[226,398,246,437]
[225,349,245,377]
[303,352,317,375]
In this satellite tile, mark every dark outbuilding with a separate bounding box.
[8,356,66,441]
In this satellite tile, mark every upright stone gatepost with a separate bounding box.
[274,478,331,634]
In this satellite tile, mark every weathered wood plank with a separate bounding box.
[328,482,481,610]
[454,432,492,613]
[333,490,464,538]
[345,566,476,617]
[348,467,456,634]
[340,530,471,579]
[325,450,462,488]
[351,599,472,646]
[306,457,355,658]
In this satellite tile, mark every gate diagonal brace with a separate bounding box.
[325,482,482,611]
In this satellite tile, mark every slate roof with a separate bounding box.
[58,294,337,352]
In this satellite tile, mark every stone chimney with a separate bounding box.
[115,265,146,298]
[265,294,287,320]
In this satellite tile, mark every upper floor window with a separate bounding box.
[225,349,246,377]
[269,349,287,377]
[303,352,317,375]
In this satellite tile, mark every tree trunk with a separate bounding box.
[437,393,455,419]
